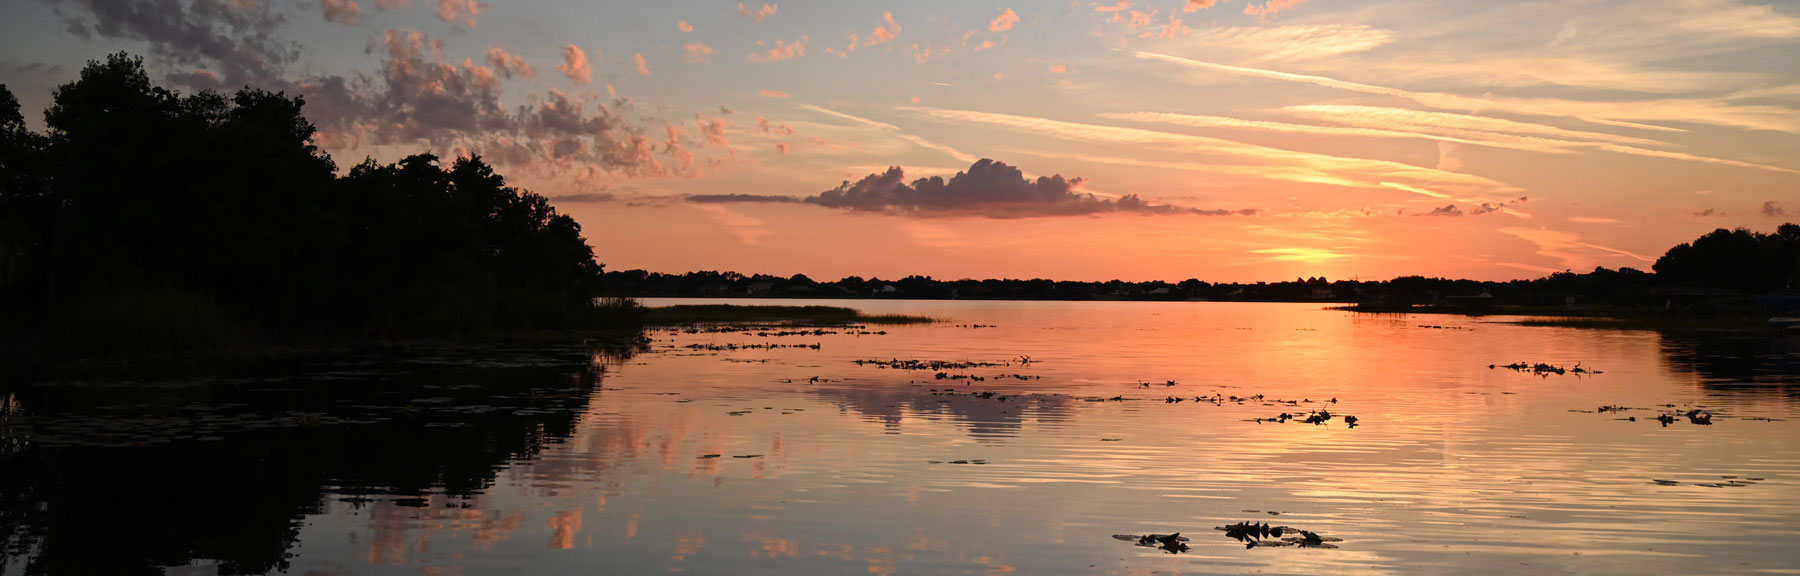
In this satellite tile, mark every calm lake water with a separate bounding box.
[3,300,1799,575]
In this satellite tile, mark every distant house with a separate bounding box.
[873,284,902,297]
[1446,288,1495,312]
[787,284,816,296]
[698,283,731,296]
[1144,286,1172,297]
[1308,287,1335,300]
[746,281,775,296]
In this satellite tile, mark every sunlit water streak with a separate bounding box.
[2,300,1797,575]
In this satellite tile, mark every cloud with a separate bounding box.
[852,12,902,50]
[749,37,808,62]
[692,203,776,246]
[1569,217,1620,224]
[435,0,487,27]
[633,52,651,76]
[990,8,1019,32]
[677,20,693,32]
[1137,50,1800,135]
[1425,204,1463,217]
[1692,208,1720,217]
[485,47,535,79]
[756,116,793,135]
[738,3,778,21]
[360,29,510,143]
[803,104,977,164]
[51,0,302,89]
[1183,0,1216,12]
[321,0,362,26]
[375,0,409,9]
[1663,0,1800,39]
[687,194,801,203]
[558,45,593,84]
[1767,200,1788,217]
[1179,24,1394,63]
[1050,64,1067,74]
[1133,51,1677,133]
[684,42,714,64]
[550,193,615,203]
[1243,0,1305,20]
[929,108,1518,199]
[807,159,1255,218]
[166,68,222,89]
[757,89,788,98]
[1436,142,1463,172]
[1094,1,1130,14]
[696,115,730,148]
[1499,227,1654,268]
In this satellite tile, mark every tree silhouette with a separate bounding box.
[0,53,630,357]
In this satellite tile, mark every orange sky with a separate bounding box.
[2,0,1795,281]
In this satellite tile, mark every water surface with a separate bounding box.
[3,300,1797,575]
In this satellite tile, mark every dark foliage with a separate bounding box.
[0,54,632,357]
[604,223,1797,311]
[1653,224,1800,293]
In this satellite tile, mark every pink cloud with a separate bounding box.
[1244,0,1305,20]
[1183,0,1216,11]
[435,0,487,26]
[684,42,714,64]
[558,44,593,85]
[485,47,536,79]
[678,20,693,32]
[990,8,1019,32]
[749,36,807,62]
[1050,63,1067,74]
[757,89,788,98]
[775,142,789,154]
[633,52,651,76]
[756,116,793,135]
[321,0,362,26]
[848,12,902,52]
[738,3,778,21]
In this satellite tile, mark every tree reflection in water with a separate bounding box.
[0,344,634,576]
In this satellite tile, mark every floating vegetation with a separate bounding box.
[646,304,933,326]
[669,325,891,337]
[854,358,1010,370]
[1217,522,1341,549]
[1491,362,1582,375]
[928,459,989,465]
[681,342,821,351]
[1111,533,1190,554]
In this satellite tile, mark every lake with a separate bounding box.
[2,299,1798,575]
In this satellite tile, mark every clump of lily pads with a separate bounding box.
[1217,522,1341,549]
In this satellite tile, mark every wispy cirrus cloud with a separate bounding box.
[1136,51,1800,135]
[802,104,977,164]
[1177,24,1394,63]
[918,107,1522,200]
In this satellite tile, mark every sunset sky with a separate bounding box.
[2,0,1795,282]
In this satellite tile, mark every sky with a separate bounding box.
[1,0,1796,282]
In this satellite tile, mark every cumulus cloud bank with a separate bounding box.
[689,159,1256,219]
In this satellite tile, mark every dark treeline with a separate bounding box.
[604,222,1800,312]
[0,54,632,358]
